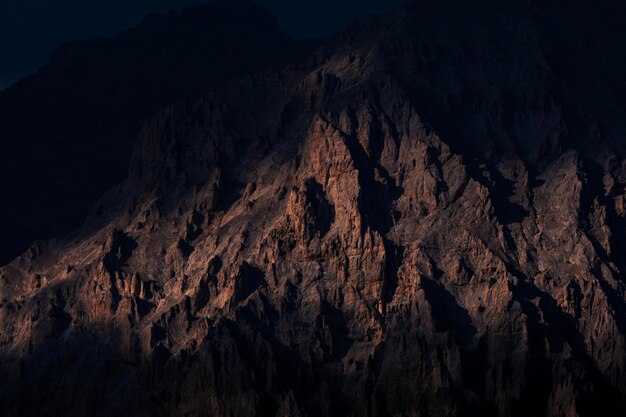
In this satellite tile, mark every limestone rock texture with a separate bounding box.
[2,1,626,416]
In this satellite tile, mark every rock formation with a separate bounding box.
[2,1,626,416]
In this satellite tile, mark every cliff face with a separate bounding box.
[2,1,626,416]
[0,0,314,266]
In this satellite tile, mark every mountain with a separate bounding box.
[0,0,315,266]
[2,1,626,416]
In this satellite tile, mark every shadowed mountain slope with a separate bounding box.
[0,0,315,265]
[2,1,626,416]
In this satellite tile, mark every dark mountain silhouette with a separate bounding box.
[0,0,315,266]
[2,1,626,416]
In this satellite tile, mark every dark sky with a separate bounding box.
[0,0,403,91]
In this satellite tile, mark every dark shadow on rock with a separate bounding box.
[216,176,246,213]
[234,262,267,303]
[420,277,477,347]
[508,278,559,417]
[177,238,194,259]
[103,230,138,272]
[314,300,354,362]
[304,178,335,238]
[383,240,404,308]
[488,167,530,225]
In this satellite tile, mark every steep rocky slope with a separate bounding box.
[0,0,314,265]
[2,1,626,416]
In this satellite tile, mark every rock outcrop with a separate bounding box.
[2,1,626,416]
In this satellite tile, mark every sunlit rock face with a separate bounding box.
[2,1,626,416]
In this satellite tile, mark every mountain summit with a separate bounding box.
[2,1,626,416]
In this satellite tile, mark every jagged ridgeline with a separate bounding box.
[2,1,626,416]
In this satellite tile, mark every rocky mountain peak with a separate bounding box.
[2,2,626,416]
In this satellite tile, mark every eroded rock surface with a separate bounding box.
[2,1,626,416]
